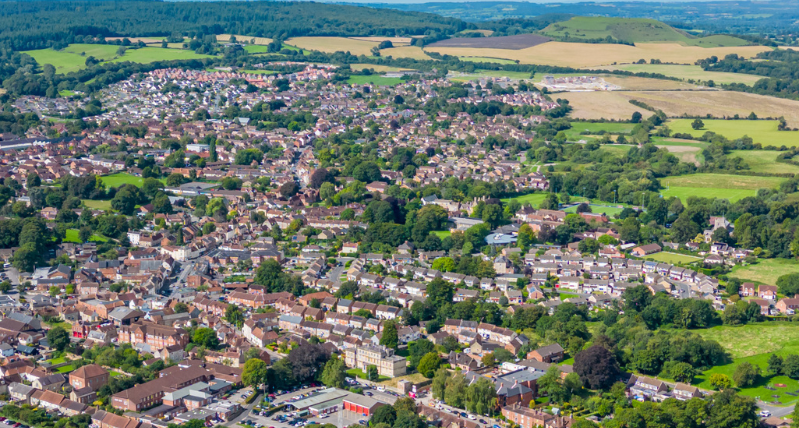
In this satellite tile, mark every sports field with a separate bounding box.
[24,44,215,74]
[82,199,112,210]
[560,91,799,127]
[642,251,702,264]
[244,45,270,53]
[730,258,799,286]
[667,119,799,147]
[347,75,404,86]
[424,42,768,68]
[693,323,799,404]
[660,173,784,202]
[598,64,763,85]
[728,150,799,174]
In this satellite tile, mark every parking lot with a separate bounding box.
[239,381,402,428]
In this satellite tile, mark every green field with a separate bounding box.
[601,64,763,85]
[64,229,109,244]
[23,43,215,75]
[241,69,279,75]
[731,258,799,285]
[82,199,112,210]
[542,17,749,47]
[693,323,799,404]
[563,203,624,216]
[458,56,517,64]
[100,173,146,187]
[501,192,548,207]
[666,119,799,147]
[347,368,390,382]
[660,173,784,202]
[110,370,122,377]
[568,121,636,135]
[728,150,799,174]
[598,144,635,157]
[347,75,403,86]
[642,251,702,264]
[432,230,451,239]
[244,45,270,53]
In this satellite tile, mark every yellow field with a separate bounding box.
[217,34,273,45]
[601,75,698,90]
[350,37,412,46]
[559,90,799,126]
[596,64,764,85]
[286,37,378,56]
[350,64,417,73]
[381,46,432,60]
[424,42,769,68]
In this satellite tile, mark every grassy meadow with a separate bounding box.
[660,173,784,202]
[729,150,799,174]
[642,251,703,264]
[693,323,799,405]
[347,75,404,86]
[730,258,799,285]
[24,43,215,74]
[667,119,799,147]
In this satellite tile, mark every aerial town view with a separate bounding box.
[2,1,799,428]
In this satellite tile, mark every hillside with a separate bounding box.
[0,1,467,51]
[541,16,750,47]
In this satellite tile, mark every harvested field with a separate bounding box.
[559,90,799,127]
[349,37,412,46]
[286,37,377,56]
[459,57,518,64]
[557,92,644,121]
[424,42,769,68]
[600,75,698,90]
[426,34,551,50]
[596,64,763,85]
[350,64,417,73]
[217,34,273,45]
[381,46,432,60]
[655,143,703,165]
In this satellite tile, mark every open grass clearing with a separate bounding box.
[661,186,757,202]
[568,121,636,135]
[564,203,624,216]
[378,372,427,388]
[347,75,404,86]
[432,230,451,239]
[108,47,215,64]
[347,368,390,382]
[729,150,799,174]
[667,119,799,147]
[424,42,768,69]
[642,251,702,264]
[731,258,799,286]
[24,44,214,74]
[64,229,109,244]
[692,323,799,404]
[596,64,763,85]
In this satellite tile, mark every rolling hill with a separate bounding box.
[541,16,751,47]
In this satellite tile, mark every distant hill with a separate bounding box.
[540,16,752,47]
